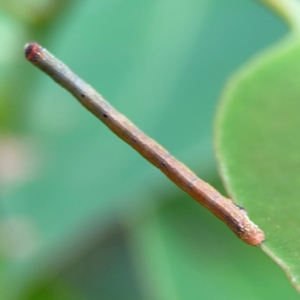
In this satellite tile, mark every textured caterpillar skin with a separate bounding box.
[24,42,265,246]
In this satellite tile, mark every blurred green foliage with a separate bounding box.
[0,0,298,299]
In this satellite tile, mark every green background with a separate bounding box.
[0,0,298,299]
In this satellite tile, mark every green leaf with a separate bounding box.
[215,35,300,291]
[1,0,295,298]
[126,177,299,300]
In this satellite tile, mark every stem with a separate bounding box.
[24,42,265,246]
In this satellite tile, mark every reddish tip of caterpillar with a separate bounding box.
[244,226,265,246]
[250,230,265,246]
[24,42,41,61]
